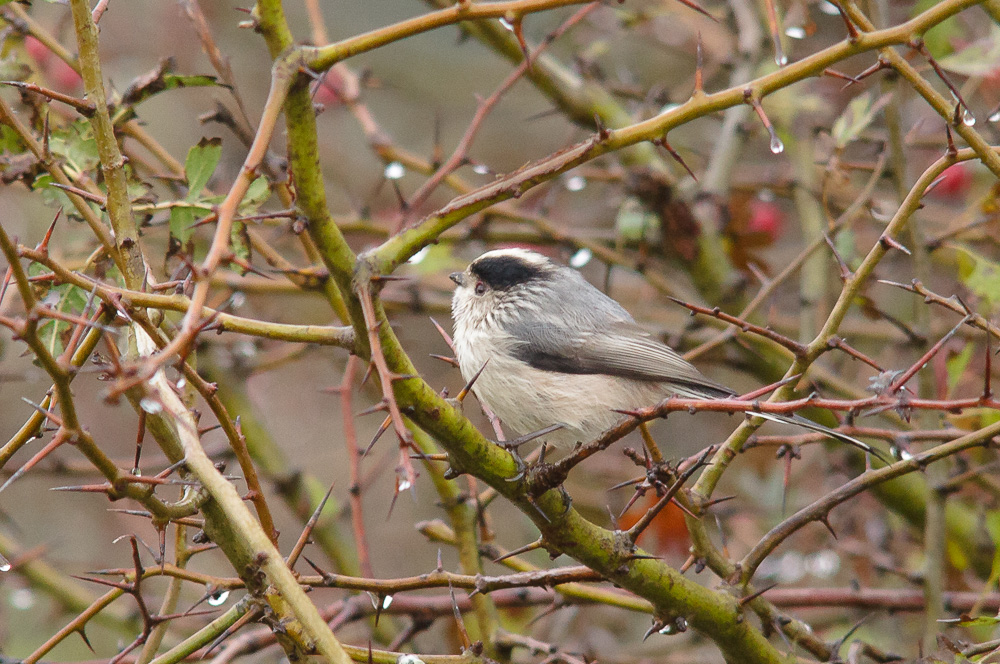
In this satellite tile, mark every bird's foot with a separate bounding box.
[499,424,563,482]
[523,479,573,520]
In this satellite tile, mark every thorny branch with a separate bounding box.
[1,0,999,662]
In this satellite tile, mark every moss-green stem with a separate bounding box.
[17,248,355,349]
[409,426,503,657]
[68,0,145,289]
[135,327,351,664]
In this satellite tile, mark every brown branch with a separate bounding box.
[741,419,1000,581]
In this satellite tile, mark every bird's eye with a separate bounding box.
[474,281,487,296]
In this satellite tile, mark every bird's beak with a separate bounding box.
[449,272,465,286]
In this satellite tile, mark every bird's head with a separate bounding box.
[450,248,556,329]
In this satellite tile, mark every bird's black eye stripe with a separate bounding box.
[470,255,545,290]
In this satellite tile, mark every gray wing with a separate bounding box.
[507,268,733,398]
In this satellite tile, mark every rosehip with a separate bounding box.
[49,58,82,92]
[24,36,50,67]
[748,199,784,242]
[930,163,971,199]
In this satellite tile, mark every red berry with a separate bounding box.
[930,163,971,199]
[24,36,50,67]
[312,70,346,108]
[49,59,82,92]
[748,199,783,241]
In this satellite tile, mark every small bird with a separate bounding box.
[449,247,878,456]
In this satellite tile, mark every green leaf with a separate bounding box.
[0,53,31,81]
[830,93,892,149]
[946,344,974,396]
[915,0,961,58]
[36,319,67,358]
[170,205,196,244]
[34,279,91,358]
[834,229,857,268]
[238,176,271,215]
[229,221,252,275]
[0,124,26,153]
[956,246,1000,313]
[32,173,75,210]
[184,137,222,201]
[938,24,1000,76]
[48,120,99,175]
[122,71,220,107]
[615,197,659,242]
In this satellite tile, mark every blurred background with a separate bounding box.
[1,0,999,661]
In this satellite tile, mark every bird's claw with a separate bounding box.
[498,424,563,482]
[523,476,573,520]
[502,442,529,481]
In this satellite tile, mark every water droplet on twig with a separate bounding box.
[569,248,593,268]
[207,589,230,606]
[139,398,163,414]
[384,162,405,180]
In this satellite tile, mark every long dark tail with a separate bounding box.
[673,382,887,463]
[752,411,886,462]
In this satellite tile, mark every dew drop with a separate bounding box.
[989,110,1000,122]
[207,589,230,606]
[233,340,257,359]
[10,588,36,610]
[382,594,394,609]
[769,134,785,154]
[565,175,586,192]
[384,162,405,180]
[472,163,490,175]
[397,479,412,492]
[805,549,841,579]
[962,109,976,126]
[498,17,514,31]
[0,553,11,572]
[785,26,806,39]
[397,656,426,664]
[569,248,592,268]
[819,1,840,14]
[175,378,187,390]
[775,53,788,67]
[775,551,806,583]
[408,246,430,265]
[139,398,163,414]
